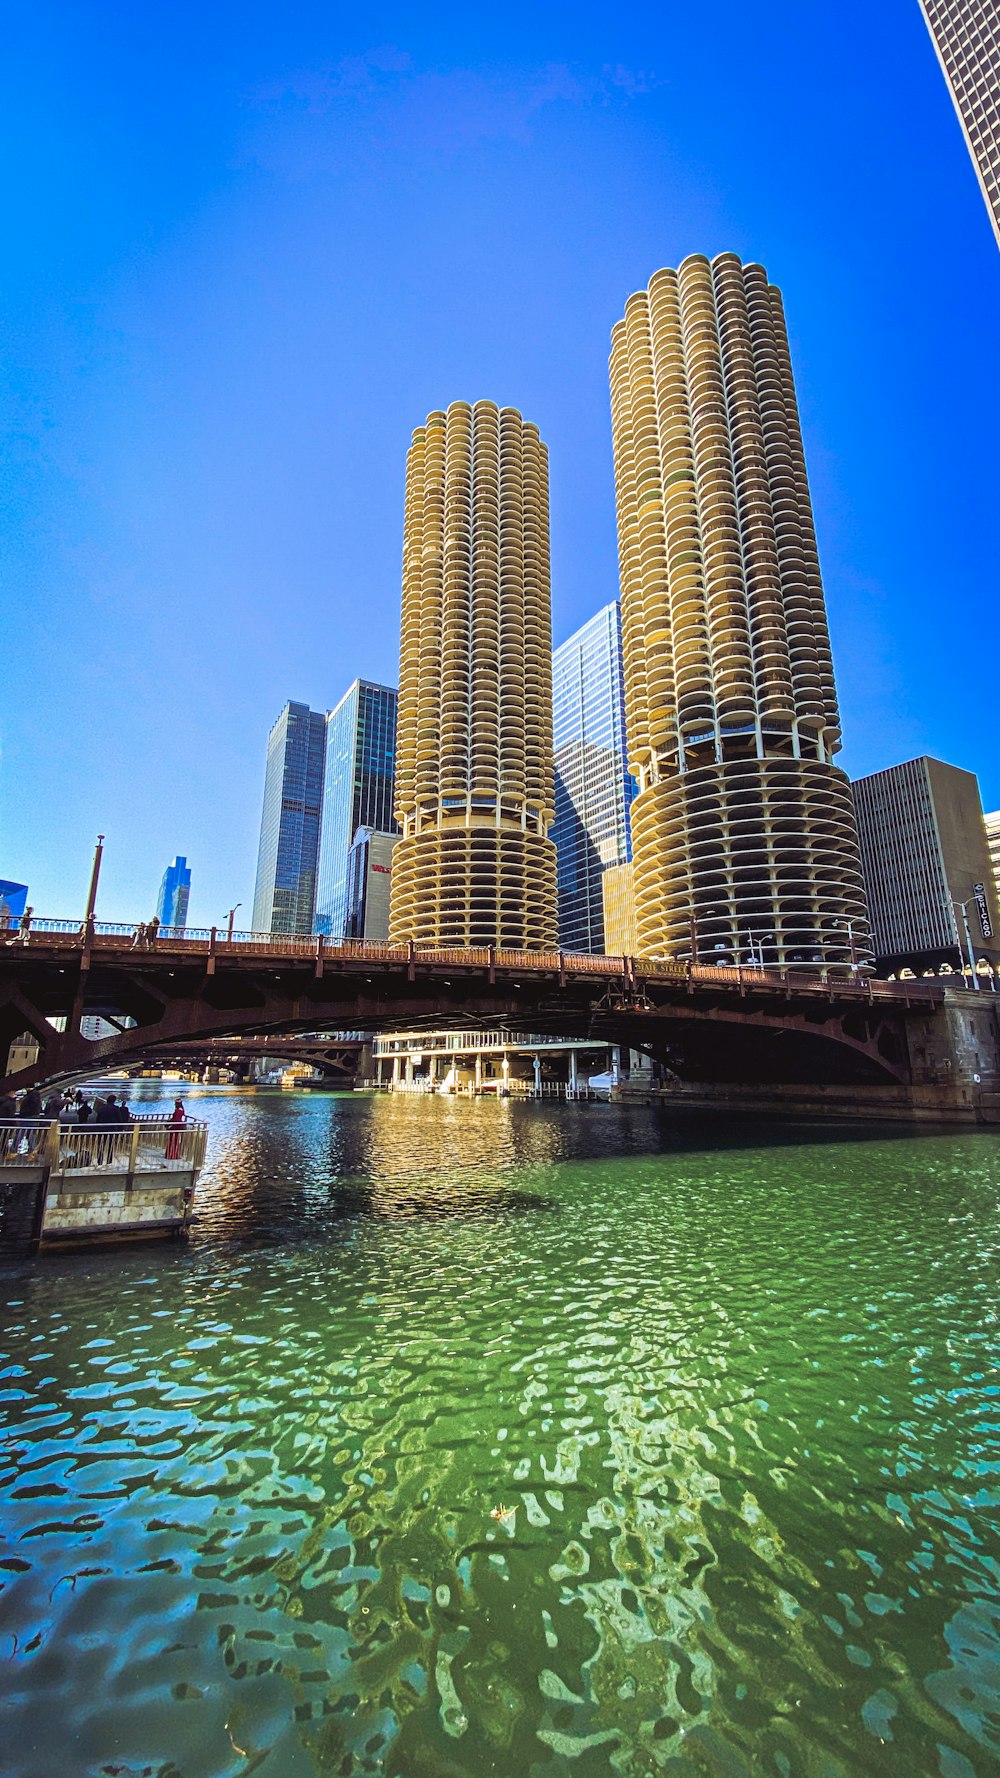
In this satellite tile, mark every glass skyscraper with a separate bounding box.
[315,680,398,938]
[0,881,28,927]
[552,602,634,953]
[919,0,1000,249]
[251,701,327,934]
[155,855,191,929]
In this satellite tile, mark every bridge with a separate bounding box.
[0,917,967,1117]
[136,1033,367,1084]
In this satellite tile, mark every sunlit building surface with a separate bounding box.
[986,810,1000,913]
[609,252,871,968]
[602,861,638,955]
[552,602,633,953]
[919,0,1000,247]
[155,856,191,930]
[389,400,557,949]
[315,680,398,938]
[367,1028,650,1098]
[853,757,999,973]
[344,827,399,941]
[251,701,327,934]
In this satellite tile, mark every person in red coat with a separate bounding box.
[166,1097,187,1160]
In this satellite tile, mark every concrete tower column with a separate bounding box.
[609,254,871,972]
[389,401,558,950]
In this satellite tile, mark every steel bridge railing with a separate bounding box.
[1,917,945,1002]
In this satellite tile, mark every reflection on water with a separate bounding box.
[2,1086,1000,1776]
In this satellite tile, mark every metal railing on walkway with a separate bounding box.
[0,1119,208,1175]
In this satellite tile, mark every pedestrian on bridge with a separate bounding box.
[130,922,148,950]
[6,905,33,946]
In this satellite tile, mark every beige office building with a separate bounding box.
[609,253,871,968]
[388,400,557,949]
[981,807,1000,927]
[919,0,1000,248]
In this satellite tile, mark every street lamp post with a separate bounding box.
[844,917,858,973]
[85,835,105,930]
[830,917,860,974]
[226,903,242,944]
[951,897,981,992]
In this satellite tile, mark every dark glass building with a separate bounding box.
[552,602,634,953]
[344,827,399,941]
[251,702,327,934]
[315,680,398,938]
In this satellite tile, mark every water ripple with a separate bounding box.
[1,1088,1000,1775]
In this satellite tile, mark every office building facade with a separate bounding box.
[552,602,634,953]
[251,701,327,934]
[602,861,638,956]
[389,400,557,949]
[155,856,191,930]
[853,757,999,972]
[986,809,1000,912]
[609,252,871,969]
[0,881,28,927]
[344,827,399,941]
[314,680,398,938]
[919,0,1000,248]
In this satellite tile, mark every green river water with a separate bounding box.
[2,1087,1000,1778]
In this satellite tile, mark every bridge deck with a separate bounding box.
[1,920,946,1095]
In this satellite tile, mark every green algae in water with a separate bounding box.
[1,1088,999,1776]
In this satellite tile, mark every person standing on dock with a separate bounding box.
[166,1097,187,1160]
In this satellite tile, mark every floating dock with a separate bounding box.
[0,1118,208,1252]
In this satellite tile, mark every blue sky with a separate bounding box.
[2,0,998,925]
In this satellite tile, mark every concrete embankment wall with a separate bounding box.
[42,1176,191,1241]
[619,1081,1000,1125]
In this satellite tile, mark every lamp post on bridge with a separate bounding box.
[226,903,242,945]
[951,897,981,993]
[84,835,105,937]
[833,917,859,974]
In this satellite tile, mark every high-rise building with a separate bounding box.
[609,252,871,969]
[918,1,1000,249]
[389,400,557,949]
[853,757,999,972]
[155,856,191,930]
[344,827,399,941]
[602,862,638,955]
[985,809,1000,911]
[552,602,634,953]
[314,679,399,938]
[251,701,327,934]
[0,881,28,928]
